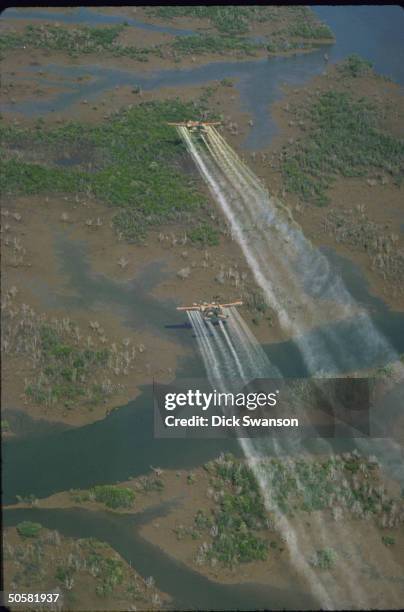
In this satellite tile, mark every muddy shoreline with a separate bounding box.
[5,454,404,610]
[2,63,403,430]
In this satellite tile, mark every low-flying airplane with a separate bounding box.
[167,120,221,132]
[176,300,242,323]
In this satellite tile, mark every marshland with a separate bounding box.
[2,5,404,611]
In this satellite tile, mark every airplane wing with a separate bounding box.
[220,301,243,308]
[176,306,200,311]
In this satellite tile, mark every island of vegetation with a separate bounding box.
[4,524,168,610]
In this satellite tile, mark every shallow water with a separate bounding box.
[2,7,404,149]
[1,6,197,36]
[2,6,404,608]
[313,5,404,83]
[3,506,318,611]
[3,230,404,504]
[36,228,189,344]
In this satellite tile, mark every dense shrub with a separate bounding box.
[16,521,42,538]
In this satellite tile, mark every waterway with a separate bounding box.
[2,7,403,149]
[2,6,404,610]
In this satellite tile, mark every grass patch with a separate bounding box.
[171,34,260,57]
[1,97,217,241]
[287,22,333,39]
[6,530,159,604]
[24,324,110,409]
[338,54,373,78]
[282,89,404,205]
[90,485,135,509]
[382,535,395,547]
[310,547,337,570]
[0,24,161,61]
[146,5,264,34]
[16,521,42,538]
[2,302,138,413]
[70,484,136,509]
[189,222,220,247]
[1,9,333,60]
[146,6,330,38]
[195,454,270,567]
[54,538,125,596]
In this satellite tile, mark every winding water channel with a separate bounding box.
[2,6,404,610]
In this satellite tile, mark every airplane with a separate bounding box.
[167,120,221,132]
[176,300,243,323]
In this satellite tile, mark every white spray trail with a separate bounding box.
[186,308,338,607]
[180,125,397,376]
[180,126,403,608]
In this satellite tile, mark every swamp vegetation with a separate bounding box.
[281,66,404,206]
[176,453,403,569]
[1,96,219,242]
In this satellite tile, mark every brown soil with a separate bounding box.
[138,466,404,611]
[1,193,187,428]
[7,461,404,610]
[2,19,403,435]
[259,66,404,311]
[3,71,401,432]
[0,5,335,101]
[3,525,170,611]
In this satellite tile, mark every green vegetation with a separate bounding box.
[220,78,234,87]
[382,535,396,547]
[93,556,124,596]
[5,530,160,605]
[70,484,136,508]
[1,8,334,61]
[54,539,124,596]
[182,452,402,569]
[243,289,270,326]
[1,97,218,241]
[0,24,161,61]
[189,222,220,247]
[2,301,136,413]
[147,6,333,57]
[254,452,392,516]
[171,34,260,57]
[194,454,270,566]
[2,419,10,432]
[338,54,373,78]
[287,22,333,39]
[146,5,265,34]
[25,324,110,408]
[90,485,135,509]
[1,157,85,195]
[282,89,404,205]
[146,6,330,38]
[310,547,337,570]
[16,521,42,538]
[138,474,165,492]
